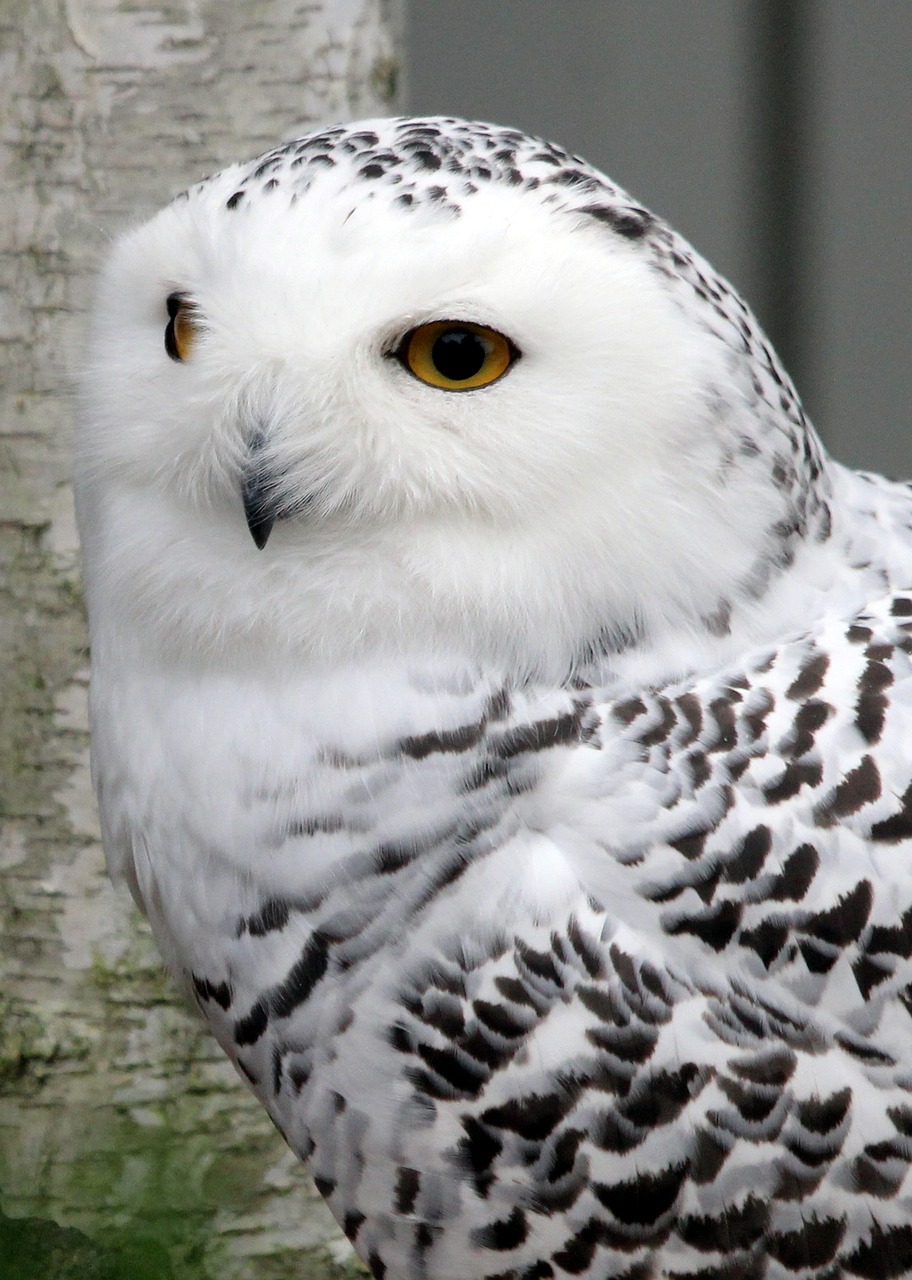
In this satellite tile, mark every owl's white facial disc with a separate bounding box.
[76,117,830,678]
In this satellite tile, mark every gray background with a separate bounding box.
[406,1,911,478]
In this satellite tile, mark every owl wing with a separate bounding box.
[348,590,912,1277]
[180,589,912,1278]
[428,585,912,1277]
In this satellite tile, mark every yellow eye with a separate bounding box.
[399,321,516,391]
[165,293,200,362]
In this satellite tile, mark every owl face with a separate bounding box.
[76,118,797,676]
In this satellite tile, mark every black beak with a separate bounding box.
[241,430,276,550]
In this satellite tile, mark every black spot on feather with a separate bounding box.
[455,1116,501,1196]
[193,973,232,1010]
[717,1075,780,1124]
[472,1205,529,1250]
[581,203,654,239]
[769,842,819,901]
[666,899,742,951]
[481,1090,575,1142]
[731,1047,796,1086]
[394,1167,420,1214]
[737,916,789,962]
[233,998,268,1047]
[803,880,872,947]
[767,1214,846,1269]
[414,1042,488,1096]
[497,704,591,758]
[398,719,486,759]
[871,780,912,843]
[845,1222,912,1277]
[593,1162,687,1225]
[796,1087,851,1134]
[725,825,771,882]
[677,1195,768,1252]
[762,760,823,804]
[242,897,291,937]
[270,931,330,1019]
[786,699,831,757]
[613,696,647,726]
[814,755,881,824]
[853,953,892,998]
[669,830,708,861]
[786,652,829,700]
[867,907,912,959]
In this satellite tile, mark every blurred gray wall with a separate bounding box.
[406,1,911,478]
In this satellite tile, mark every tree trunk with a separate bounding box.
[0,4,403,1276]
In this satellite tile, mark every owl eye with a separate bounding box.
[164,292,200,362]
[398,321,516,391]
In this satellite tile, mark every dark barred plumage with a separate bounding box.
[177,591,912,1280]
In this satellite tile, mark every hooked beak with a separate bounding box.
[241,429,276,550]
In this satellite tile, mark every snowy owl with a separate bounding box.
[76,117,912,1280]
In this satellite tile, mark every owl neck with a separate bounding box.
[86,431,858,697]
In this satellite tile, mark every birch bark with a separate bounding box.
[0,5,403,1276]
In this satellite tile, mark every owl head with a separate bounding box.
[76,117,826,680]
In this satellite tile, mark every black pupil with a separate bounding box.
[431,328,488,381]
